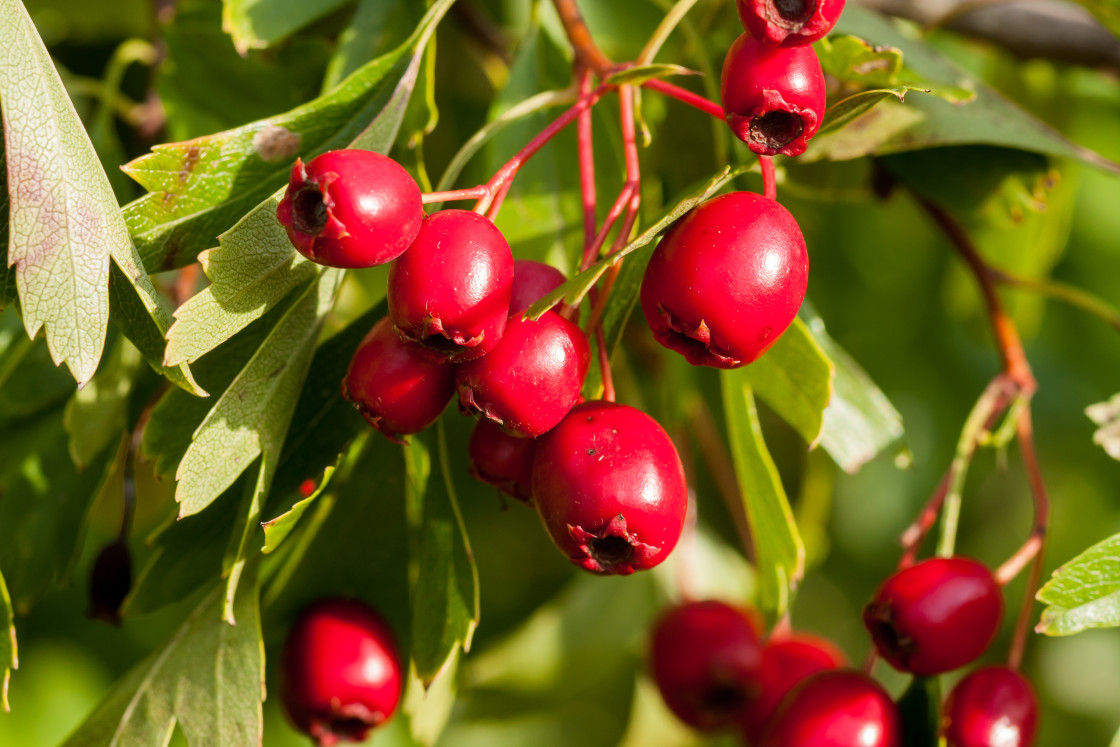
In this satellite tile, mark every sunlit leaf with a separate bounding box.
[604,63,696,87]
[1037,532,1120,636]
[261,465,335,554]
[222,0,349,52]
[1086,393,1120,462]
[0,569,14,712]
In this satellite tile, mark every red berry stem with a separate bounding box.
[420,186,490,204]
[759,155,777,201]
[644,78,726,120]
[578,66,598,251]
[596,324,615,403]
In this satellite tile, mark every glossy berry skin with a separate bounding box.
[456,310,590,438]
[943,667,1038,747]
[468,418,536,504]
[388,210,513,362]
[740,633,847,742]
[341,316,455,441]
[532,401,687,575]
[720,33,826,156]
[759,670,901,747]
[509,259,567,314]
[736,0,846,48]
[650,600,764,731]
[280,598,402,747]
[277,150,423,268]
[640,192,807,368]
[863,557,1003,677]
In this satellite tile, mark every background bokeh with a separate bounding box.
[3,0,1120,745]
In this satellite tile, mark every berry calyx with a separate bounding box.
[943,666,1038,747]
[456,310,590,438]
[639,191,808,368]
[736,0,846,48]
[739,632,847,742]
[759,670,901,747]
[341,316,455,441]
[280,598,402,747]
[649,600,764,731]
[863,557,1003,676]
[468,418,537,504]
[509,259,567,314]
[720,33,826,156]
[531,400,687,574]
[276,150,423,268]
[388,209,514,363]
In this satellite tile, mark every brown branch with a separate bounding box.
[552,0,615,75]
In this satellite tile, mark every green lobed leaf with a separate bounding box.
[816,34,973,103]
[123,0,455,273]
[404,422,480,686]
[62,575,264,747]
[801,304,906,473]
[0,119,14,310]
[1086,393,1120,462]
[525,165,742,321]
[898,676,941,747]
[720,374,804,620]
[1037,532,1120,636]
[261,465,334,554]
[818,89,913,137]
[0,569,14,712]
[222,0,349,53]
[0,313,75,428]
[743,318,834,447]
[806,5,1120,173]
[322,0,422,93]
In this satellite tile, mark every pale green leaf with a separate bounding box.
[0,569,15,712]
[603,63,696,87]
[322,0,422,93]
[404,422,480,686]
[64,336,142,468]
[743,318,833,447]
[720,375,803,619]
[61,577,264,747]
[1086,393,1120,462]
[261,465,335,554]
[815,34,973,103]
[222,0,349,53]
[801,305,906,473]
[1037,533,1120,636]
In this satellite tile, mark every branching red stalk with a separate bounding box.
[596,325,615,402]
[643,78,726,120]
[422,186,490,204]
[577,67,597,250]
[760,155,776,201]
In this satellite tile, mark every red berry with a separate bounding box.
[943,666,1038,747]
[456,311,590,438]
[760,670,901,747]
[341,316,455,441]
[276,150,423,268]
[649,600,764,731]
[531,401,687,574]
[281,598,402,747]
[639,192,808,368]
[509,259,567,314]
[736,0,846,48]
[468,418,537,504]
[863,557,1003,676]
[388,209,514,363]
[720,33,826,156]
[740,632,847,741]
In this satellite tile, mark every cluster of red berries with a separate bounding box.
[276,148,687,577]
[649,557,1038,745]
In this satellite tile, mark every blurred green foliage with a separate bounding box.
[3,0,1120,745]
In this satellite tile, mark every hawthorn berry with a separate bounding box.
[509,259,567,314]
[387,209,513,363]
[456,310,590,438]
[649,600,764,731]
[276,150,423,268]
[341,316,455,441]
[739,632,847,741]
[863,557,1003,676]
[531,400,687,574]
[720,33,826,156]
[468,418,537,504]
[281,598,402,747]
[943,666,1038,747]
[736,0,846,48]
[759,670,901,747]
[639,191,808,368]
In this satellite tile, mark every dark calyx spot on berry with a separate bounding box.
[291,185,329,235]
[702,683,749,714]
[864,601,915,662]
[750,110,804,151]
[772,0,815,24]
[420,332,464,355]
[589,535,634,569]
[658,306,741,368]
[311,714,379,747]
